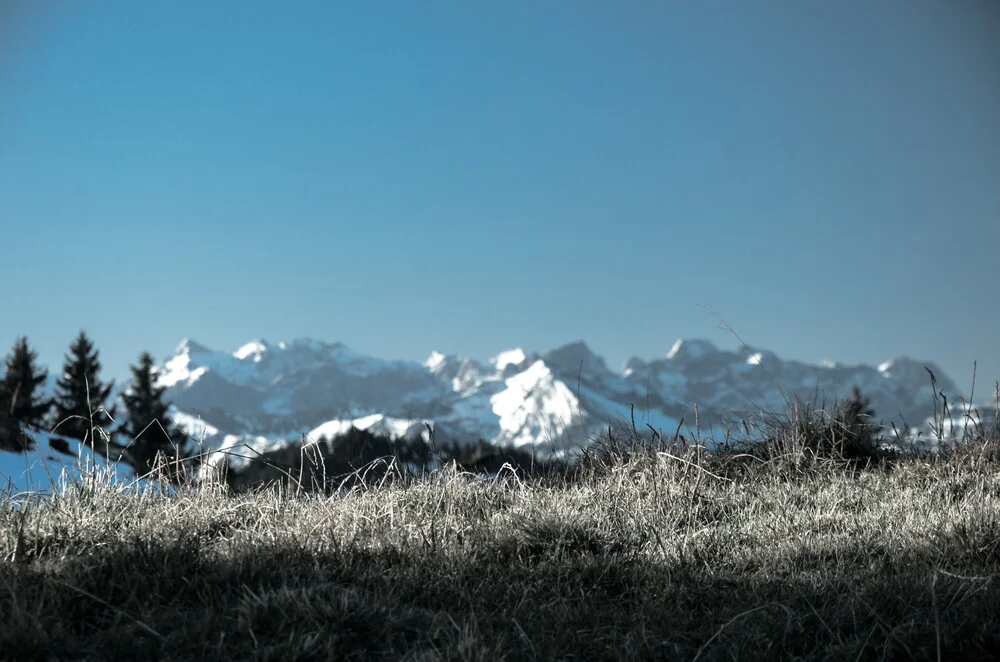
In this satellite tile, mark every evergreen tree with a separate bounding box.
[0,378,33,452]
[120,351,191,477]
[1,336,52,430]
[50,331,116,446]
[834,386,882,460]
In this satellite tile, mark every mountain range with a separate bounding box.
[153,337,982,465]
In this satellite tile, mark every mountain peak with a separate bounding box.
[622,356,647,376]
[425,351,449,372]
[490,348,526,372]
[288,337,346,353]
[665,338,716,361]
[743,347,778,366]
[174,338,212,356]
[234,339,270,361]
[549,340,596,357]
[876,356,955,391]
[542,341,609,375]
[151,335,974,459]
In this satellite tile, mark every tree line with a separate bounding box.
[0,331,193,479]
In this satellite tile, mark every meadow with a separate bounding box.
[2,393,1000,661]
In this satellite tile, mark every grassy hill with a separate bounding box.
[2,395,1000,661]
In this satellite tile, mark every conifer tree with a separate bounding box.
[834,385,882,459]
[1,336,52,430]
[120,351,191,477]
[50,331,116,446]
[0,379,33,452]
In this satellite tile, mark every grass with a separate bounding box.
[2,394,1000,660]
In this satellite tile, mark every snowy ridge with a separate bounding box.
[490,360,582,448]
[491,348,526,372]
[150,336,980,463]
[234,340,269,362]
[3,336,989,487]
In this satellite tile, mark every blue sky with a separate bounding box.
[1,1,998,396]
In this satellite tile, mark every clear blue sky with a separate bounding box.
[1,1,998,396]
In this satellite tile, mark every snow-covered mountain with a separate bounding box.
[154,336,982,461]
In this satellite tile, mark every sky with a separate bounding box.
[1,1,998,399]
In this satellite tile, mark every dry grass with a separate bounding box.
[3,408,1000,662]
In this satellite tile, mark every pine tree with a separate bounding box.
[0,379,33,452]
[1,336,52,430]
[50,331,116,446]
[834,385,882,460]
[120,351,191,477]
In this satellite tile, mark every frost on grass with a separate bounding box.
[3,421,1000,660]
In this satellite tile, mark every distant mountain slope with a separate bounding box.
[154,336,974,459]
[0,432,139,495]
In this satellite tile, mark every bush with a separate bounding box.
[753,386,886,467]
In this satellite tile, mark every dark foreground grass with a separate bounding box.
[4,430,1000,662]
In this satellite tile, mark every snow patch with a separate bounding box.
[491,348,526,372]
[197,433,295,478]
[307,419,358,441]
[666,339,685,359]
[666,338,714,361]
[425,351,447,372]
[490,360,580,447]
[174,338,212,356]
[157,352,208,388]
[0,432,143,496]
[747,352,763,366]
[169,408,219,440]
[234,340,268,361]
[306,414,433,445]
